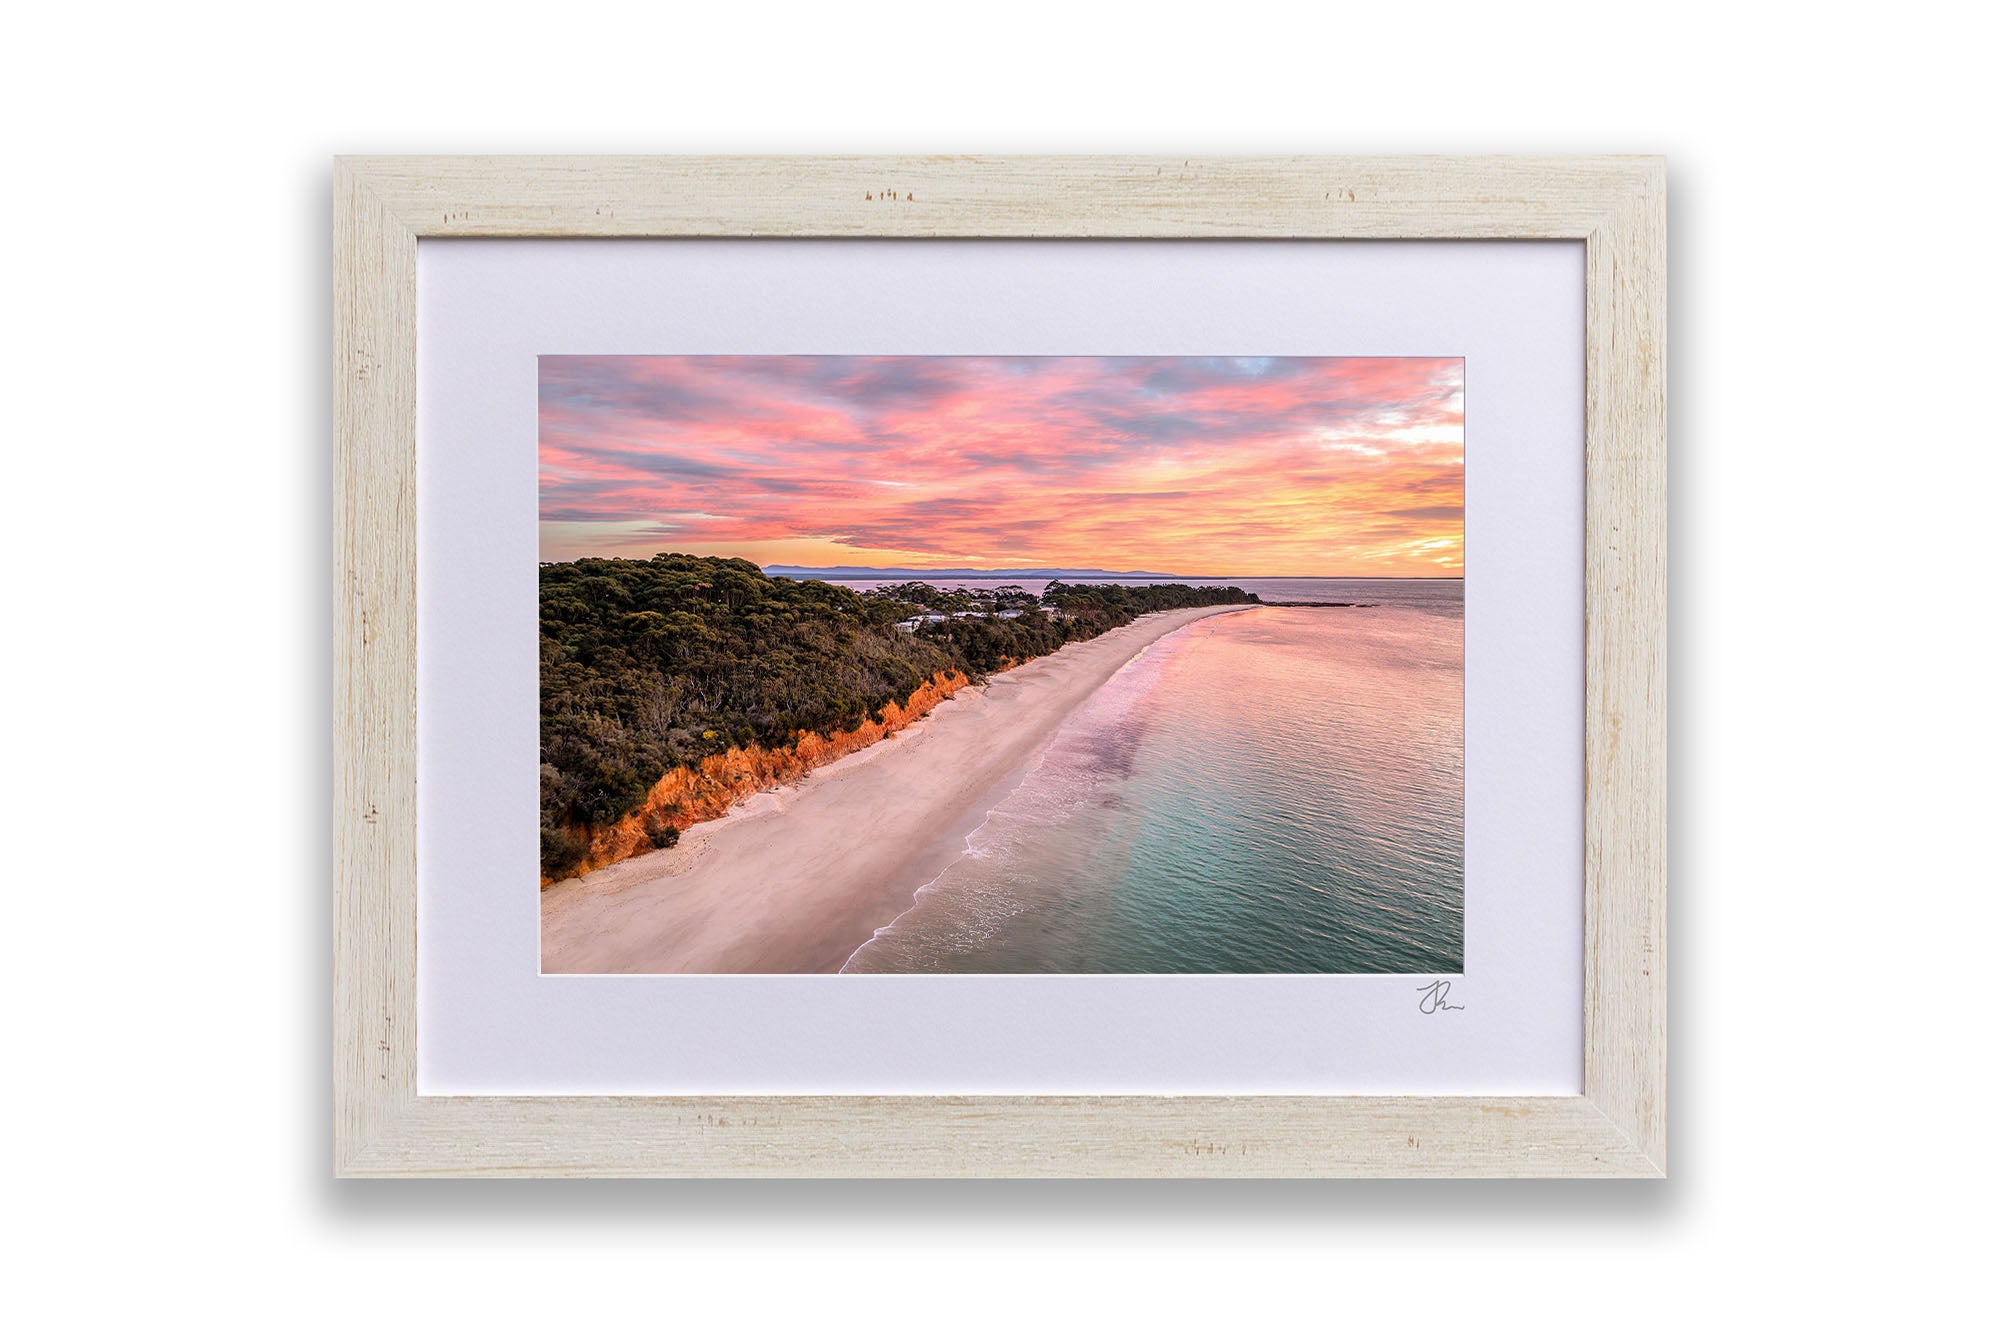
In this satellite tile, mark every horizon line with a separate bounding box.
[760,564,1460,579]
[536,553,1462,579]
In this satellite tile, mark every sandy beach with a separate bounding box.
[541,603,1253,973]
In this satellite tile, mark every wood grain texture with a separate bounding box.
[340,1096,1657,1179]
[333,162,420,1163]
[333,156,1666,1177]
[350,154,1631,239]
[1582,160,1668,1172]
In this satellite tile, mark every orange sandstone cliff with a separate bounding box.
[544,669,972,885]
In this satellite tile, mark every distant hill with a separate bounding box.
[764,564,1183,581]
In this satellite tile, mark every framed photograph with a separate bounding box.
[335,156,1664,1177]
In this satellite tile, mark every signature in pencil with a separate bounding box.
[1416,979,1464,1014]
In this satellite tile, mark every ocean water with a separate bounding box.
[841,580,1463,974]
[821,575,1460,606]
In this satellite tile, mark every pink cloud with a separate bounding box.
[540,356,1464,575]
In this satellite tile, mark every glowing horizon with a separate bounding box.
[539,356,1464,577]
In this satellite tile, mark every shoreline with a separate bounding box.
[541,603,1255,973]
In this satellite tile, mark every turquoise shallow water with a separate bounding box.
[842,581,1463,974]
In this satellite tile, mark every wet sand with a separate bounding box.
[540,604,1253,973]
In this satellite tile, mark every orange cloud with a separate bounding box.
[539,356,1463,576]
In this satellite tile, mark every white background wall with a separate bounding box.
[6,2,1990,1327]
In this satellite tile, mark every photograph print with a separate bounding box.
[538,355,1464,975]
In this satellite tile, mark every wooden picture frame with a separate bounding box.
[335,155,1664,1177]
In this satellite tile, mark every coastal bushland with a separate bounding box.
[540,553,1256,881]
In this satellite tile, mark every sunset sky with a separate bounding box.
[538,356,1463,576]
